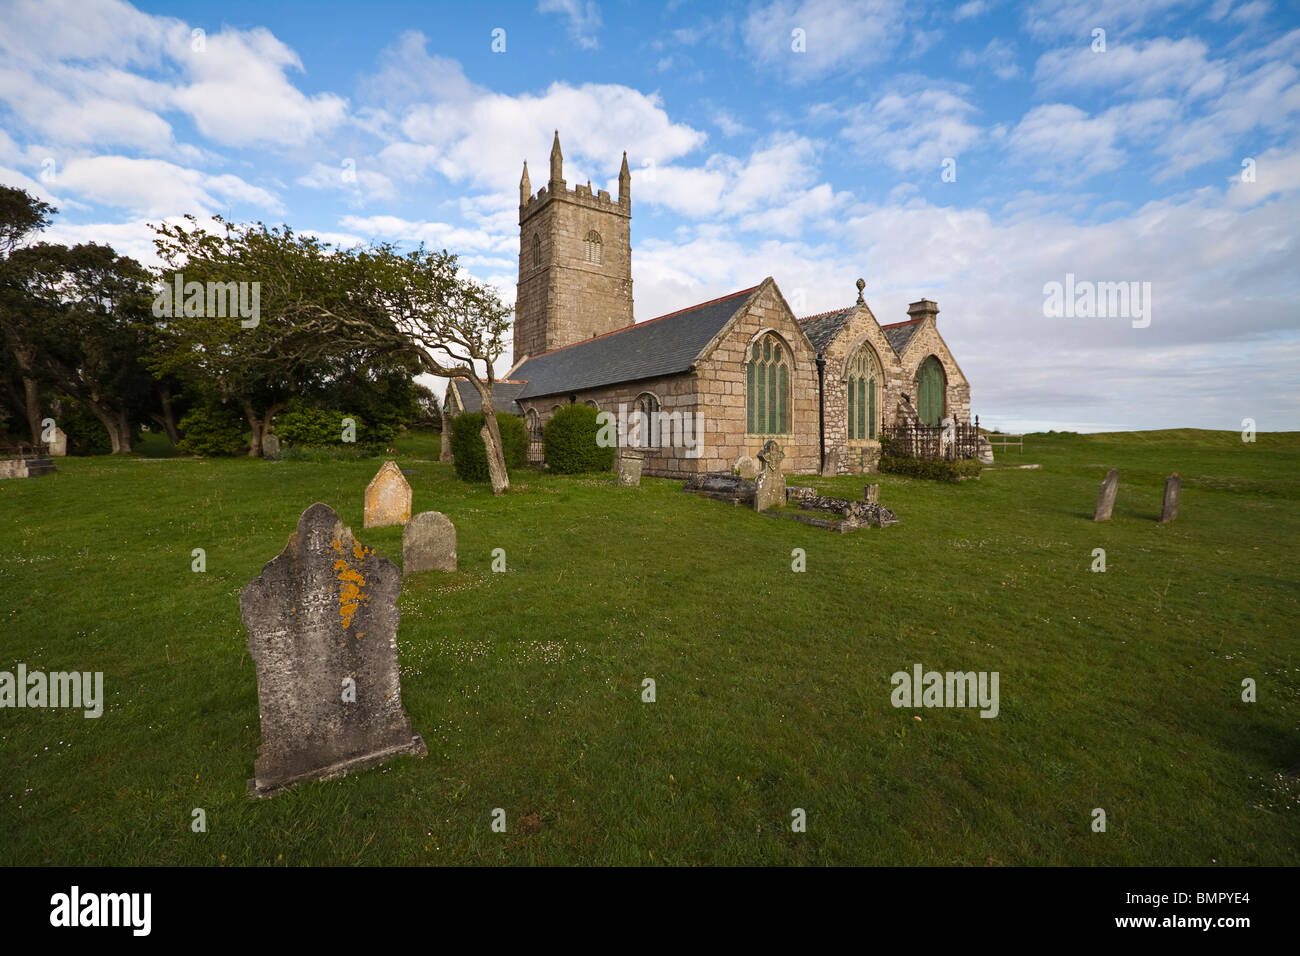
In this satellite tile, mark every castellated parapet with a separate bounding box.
[514,131,634,362]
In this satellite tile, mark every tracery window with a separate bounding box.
[847,344,881,440]
[746,333,791,435]
[584,231,603,265]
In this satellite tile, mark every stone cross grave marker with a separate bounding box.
[364,460,412,528]
[1093,469,1119,522]
[1159,473,1181,523]
[402,511,457,575]
[241,502,426,796]
[754,440,787,512]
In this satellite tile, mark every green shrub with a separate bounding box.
[543,403,615,474]
[176,405,248,457]
[274,399,396,447]
[879,455,983,482]
[450,411,526,482]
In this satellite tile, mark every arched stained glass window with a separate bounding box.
[847,344,881,440]
[631,392,659,448]
[746,333,792,435]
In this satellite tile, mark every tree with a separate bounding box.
[150,218,513,488]
[149,217,340,456]
[295,243,514,493]
[5,242,155,453]
[0,185,56,443]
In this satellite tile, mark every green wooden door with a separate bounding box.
[918,357,945,426]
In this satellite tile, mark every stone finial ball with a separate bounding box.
[856,277,865,291]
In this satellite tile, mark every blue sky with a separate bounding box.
[2,0,1298,431]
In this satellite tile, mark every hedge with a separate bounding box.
[543,403,616,474]
[879,455,983,482]
[450,411,527,482]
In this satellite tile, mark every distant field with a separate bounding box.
[1,428,1297,865]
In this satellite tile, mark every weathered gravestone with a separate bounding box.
[241,502,426,796]
[1093,469,1119,522]
[402,511,457,575]
[821,446,842,477]
[261,432,280,460]
[1159,472,1181,523]
[364,460,412,528]
[864,484,880,504]
[617,450,643,487]
[49,427,68,457]
[734,454,760,480]
[753,440,787,512]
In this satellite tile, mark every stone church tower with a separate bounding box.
[514,131,633,360]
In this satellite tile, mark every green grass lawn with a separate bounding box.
[2,428,1297,865]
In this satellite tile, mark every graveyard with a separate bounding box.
[1,427,1298,865]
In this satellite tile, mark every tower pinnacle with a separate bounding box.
[549,130,563,186]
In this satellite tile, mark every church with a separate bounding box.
[444,132,972,478]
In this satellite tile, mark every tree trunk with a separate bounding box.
[470,379,509,495]
[156,384,180,445]
[84,400,131,453]
[244,402,263,457]
[22,374,42,445]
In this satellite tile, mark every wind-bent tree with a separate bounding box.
[5,242,155,453]
[150,218,514,489]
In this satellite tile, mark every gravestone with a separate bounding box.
[1159,473,1181,523]
[364,460,412,528]
[241,502,426,796]
[734,454,760,480]
[753,440,786,513]
[821,446,841,477]
[864,484,880,504]
[402,511,457,575]
[261,432,280,460]
[439,420,452,463]
[49,427,68,457]
[617,450,643,487]
[1093,469,1119,522]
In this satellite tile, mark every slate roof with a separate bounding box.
[512,286,759,400]
[449,379,526,414]
[798,307,855,352]
[881,318,923,354]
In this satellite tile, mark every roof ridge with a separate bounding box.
[520,285,761,361]
[880,316,924,329]
[799,305,854,323]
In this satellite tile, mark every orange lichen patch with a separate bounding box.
[332,557,368,631]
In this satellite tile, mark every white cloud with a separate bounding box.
[1023,0,1191,41]
[55,156,282,217]
[1034,37,1227,98]
[843,89,987,172]
[953,1,988,20]
[959,38,1021,80]
[337,215,513,254]
[742,0,909,80]
[539,0,603,50]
